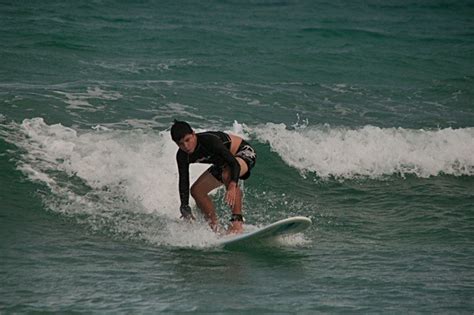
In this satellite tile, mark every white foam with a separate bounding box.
[25,118,212,213]
[5,118,223,247]
[226,120,250,140]
[3,118,269,248]
[253,123,474,179]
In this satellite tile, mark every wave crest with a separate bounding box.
[253,123,474,179]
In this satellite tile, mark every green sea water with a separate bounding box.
[1,0,473,313]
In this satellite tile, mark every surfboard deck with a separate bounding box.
[218,216,311,247]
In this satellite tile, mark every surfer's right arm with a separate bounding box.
[176,150,194,219]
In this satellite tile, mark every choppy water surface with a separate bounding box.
[1,0,473,312]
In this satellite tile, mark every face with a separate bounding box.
[177,132,198,154]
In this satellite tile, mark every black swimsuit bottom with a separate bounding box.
[208,138,257,182]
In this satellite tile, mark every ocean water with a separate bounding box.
[1,0,473,313]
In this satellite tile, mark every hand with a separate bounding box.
[179,205,195,220]
[225,181,238,208]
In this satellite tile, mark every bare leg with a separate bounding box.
[190,171,222,231]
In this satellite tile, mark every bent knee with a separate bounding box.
[190,184,201,199]
[191,184,210,199]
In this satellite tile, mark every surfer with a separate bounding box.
[171,120,256,234]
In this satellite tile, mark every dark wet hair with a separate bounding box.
[171,120,193,142]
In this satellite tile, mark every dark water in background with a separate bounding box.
[1,0,473,312]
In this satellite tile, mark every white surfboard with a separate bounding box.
[218,216,311,246]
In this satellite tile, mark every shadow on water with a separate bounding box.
[166,239,312,283]
[224,240,310,261]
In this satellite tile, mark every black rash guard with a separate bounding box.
[176,131,241,206]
